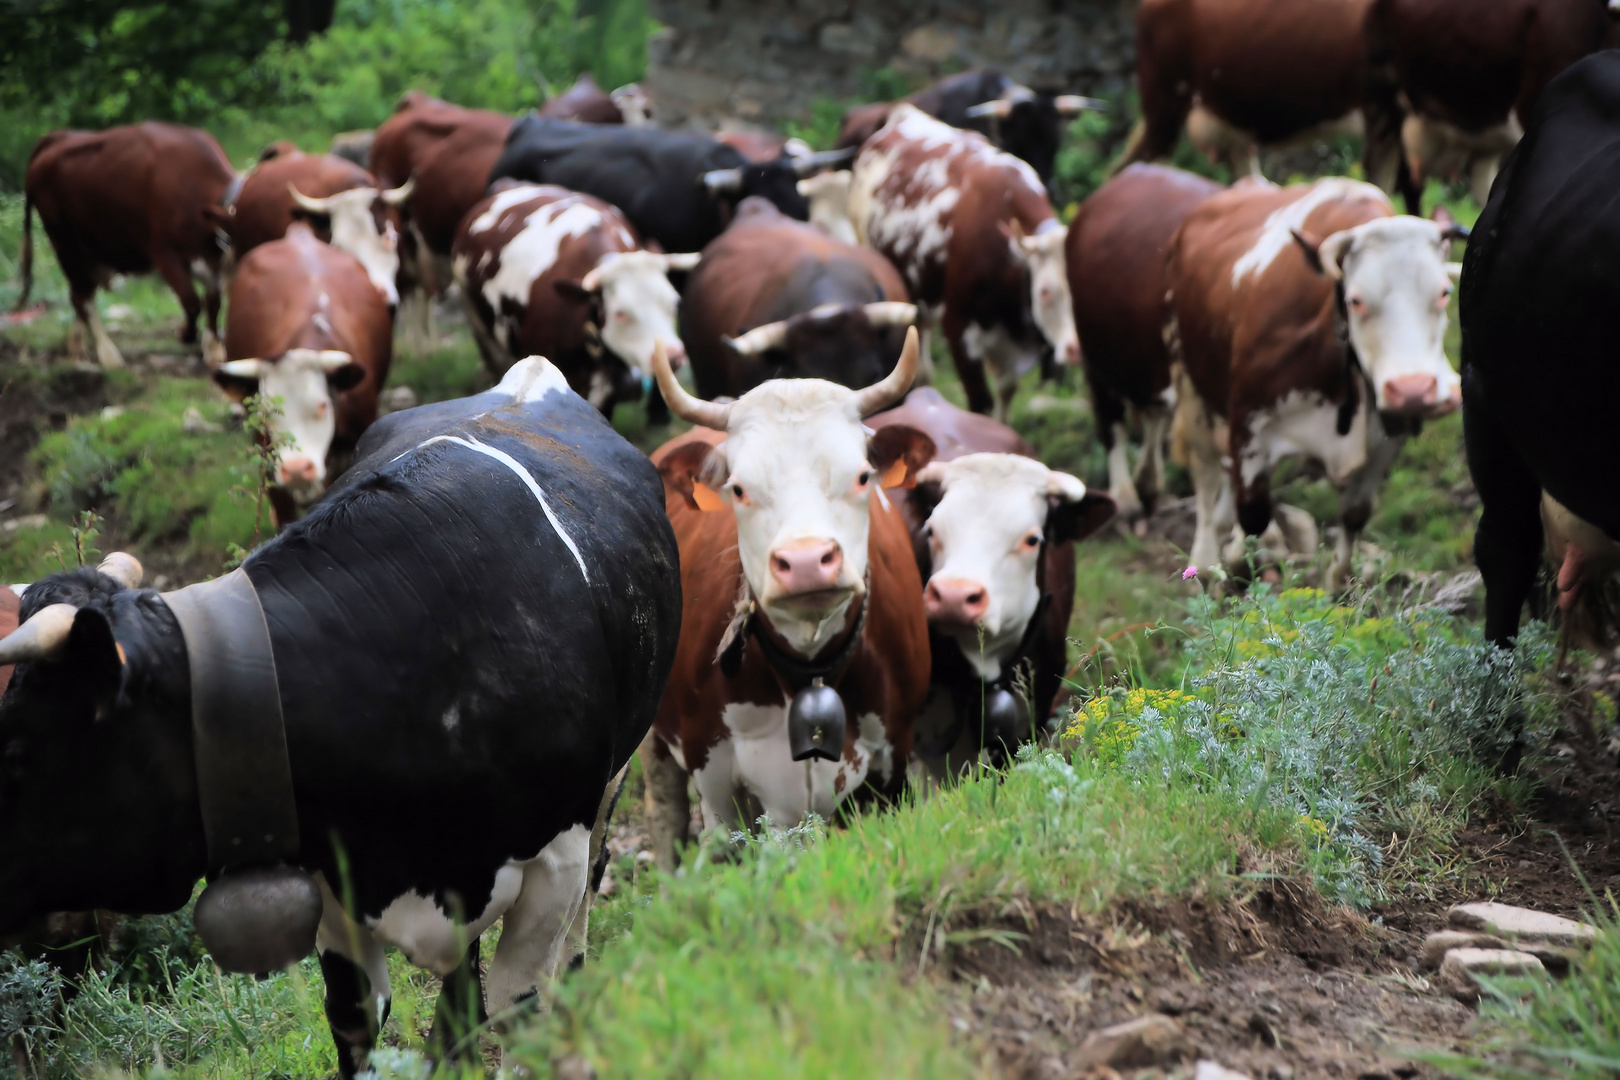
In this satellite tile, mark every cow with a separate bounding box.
[1460,51,1620,650]
[715,130,813,164]
[215,148,411,307]
[15,123,234,369]
[1366,0,1620,210]
[1165,176,1464,588]
[1068,164,1223,519]
[868,388,1115,776]
[216,222,392,527]
[835,69,1101,194]
[0,356,683,1077]
[487,117,853,255]
[681,196,916,399]
[451,183,699,413]
[797,169,858,245]
[850,104,1080,420]
[1120,0,1404,196]
[640,330,935,870]
[539,73,623,123]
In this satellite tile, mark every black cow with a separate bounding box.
[1462,50,1620,649]
[0,358,682,1077]
[488,116,849,255]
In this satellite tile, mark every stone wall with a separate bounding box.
[645,0,1138,131]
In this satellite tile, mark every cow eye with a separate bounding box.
[1438,286,1453,309]
[615,311,632,322]
[857,470,872,487]
[1023,532,1042,549]
[1348,294,1367,313]
[732,484,745,501]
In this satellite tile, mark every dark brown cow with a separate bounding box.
[850,105,1079,419]
[16,122,234,369]
[216,222,392,527]
[537,73,650,124]
[1166,177,1463,587]
[1122,0,1402,192]
[715,130,810,163]
[0,585,17,698]
[1367,0,1620,207]
[1068,164,1222,519]
[640,332,934,869]
[682,196,916,399]
[452,183,697,412]
[868,388,1113,775]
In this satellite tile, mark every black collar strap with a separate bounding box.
[719,574,870,694]
[162,569,300,874]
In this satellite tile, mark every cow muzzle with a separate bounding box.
[277,455,320,488]
[925,577,990,627]
[769,539,845,599]
[1380,374,1457,417]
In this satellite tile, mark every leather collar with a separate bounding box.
[719,575,870,694]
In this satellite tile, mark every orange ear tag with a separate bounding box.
[879,458,909,489]
[692,481,727,512]
[116,642,127,666]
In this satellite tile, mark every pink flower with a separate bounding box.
[1182,565,1199,581]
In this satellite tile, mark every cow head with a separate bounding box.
[1291,217,1464,418]
[797,170,858,245]
[214,348,366,502]
[1008,220,1081,366]
[964,90,1102,194]
[610,83,652,125]
[655,329,935,657]
[0,556,206,933]
[557,250,701,376]
[288,181,412,308]
[702,148,853,223]
[723,301,917,388]
[915,454,1113,677]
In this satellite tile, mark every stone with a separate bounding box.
[1437,947,1546,1004]
[901,23,961,62]
[182,405,223,434]
[1447,902,1597,947]
[1196,1062,1255,1080]
[1420,930,1507,970]
[1074,1014,1195,1070]
[379,385,418,415]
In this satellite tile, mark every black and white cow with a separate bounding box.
[0,358,682,1076]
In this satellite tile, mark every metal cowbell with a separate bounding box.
[788,678,846,762]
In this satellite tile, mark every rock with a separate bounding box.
[1,514,49,534]
[1437,947,1546,1004]
[1196,1062,1255,1080]
[1420,930,1507,970]
[182,406,223,434]
[1074,1014,1194,1070]
[1447,902,1596,948]
[379,385,419,415]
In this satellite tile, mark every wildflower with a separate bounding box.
[1182,564,1199,580]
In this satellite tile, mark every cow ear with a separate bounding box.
[868,424,936,489]
[1290,229,1328,276]
[553,280,593,304]
[1047,492,1117,545]
[66,607,125,721]
[658,440,729,511]
[212,368,259,404]
[326,362,366,392]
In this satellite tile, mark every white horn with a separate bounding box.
[380,177,415,205]
[661,252,703,272]
[652,341,732,430]
[701,168,745,195]
[1054,95,1107,115]
[288,184,334,213]
[314,349,355,371]
[853,325,920,417]
[0,603,79,666]
[580,266,605,293]
[862,301,918,328]
[218,358,273,379]
[723,319,791,356]
[964,100,1013,120]
[96,552,143,590]
[1446,262,1464,281]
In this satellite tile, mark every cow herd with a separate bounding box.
[3,11,1620,1076]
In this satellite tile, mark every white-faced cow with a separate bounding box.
[0,358,682,1076]
[217,222,393,526]
[797,169,858,245]
[17,123,234,369]
[1166,176,1465,586]
[869,388,1114,776]
[641,331,935,869]
[850,104,1080,419]
[452,183,698,413]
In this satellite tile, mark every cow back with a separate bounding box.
[231,152,376,254]
[370,98,510,188]
[406,116,515,256]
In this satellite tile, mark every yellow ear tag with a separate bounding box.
[879,458,909,489]
[692,481,727,512]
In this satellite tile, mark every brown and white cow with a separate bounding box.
[641,331,934,868]
[1068,164,1223,519]
[868,388,1114,777]
[216,222,392,526]
[1367,0,1620,208]
[850,104,1079,419]
[796,169,858,245]
[682,196,916,399]
[452,183,698,412]
[1166,177,1464,586]
[17,123,234,369]
[219,149,412,307]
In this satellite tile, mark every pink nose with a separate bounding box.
[279,456,318,485]
[769,539,844,594]
[1062,340,1081,365]
[1382,374,1440,414]
[664,339,687,368]
[925,577,990,626]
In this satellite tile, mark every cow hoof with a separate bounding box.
[203,339,226,366]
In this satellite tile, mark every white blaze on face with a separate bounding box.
[219,348,357,503]
[477,191,606,351]
[718,380,880,656]
[920,453,1084,678]
[1018,223,1079,365]
[313,188,401,307]
[1326,217,1460,415]
[591,250,686,377]
[798,170,857,245]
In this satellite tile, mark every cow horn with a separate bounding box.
[1053,95,1107,115]
[314,349,354,371]
[1003,83,1039,104]
[792,147,857,177]
[580,266,605,293]
[287,184,333,213]
[0,603,79,666]
[652,341,732,430]
[701,168,745,195]
[863,301,918,328]
[1439,222,1471,243]
[661,252,703,271]
[97,552,143,590]
[1446,262,1464,281]
[380,177,415,205]
[964,99,1013,120]
[218,358,272,379]
[724,319,791,356]
[853,326,920,416]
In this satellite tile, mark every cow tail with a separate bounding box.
[13,192,33,312]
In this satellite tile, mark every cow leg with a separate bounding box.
[1091,368,1139,518]
[1175,376,1227,571]
[484,824,590,1023]
[70,288,125,369]
[427,939,487,1066]
[640,729,691,872]
[1466,372,1543,647]
[458,288,513,378]
[943,311,995,415]
[314,876,393,1080]
[1328,432,1405,592]
[1134,405,1172,513]
[192,258,225,365]
[564,764,630,971]
[1471,155,1503,210]
[153,252,205,349]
